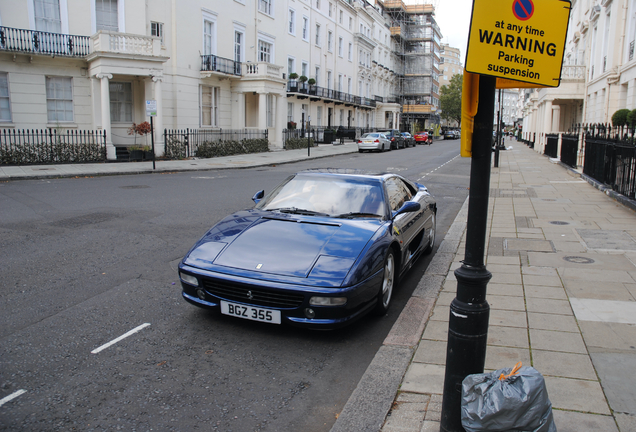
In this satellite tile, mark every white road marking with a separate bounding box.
[0,389,27,407]
[570,298,636,324]
[418,154,460,181]
[91,323,151,354]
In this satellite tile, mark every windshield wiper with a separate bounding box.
[333,212,382,219]
[268,207,329,216]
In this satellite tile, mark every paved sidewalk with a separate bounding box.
[372,142,636,432]
[0,142,359,181]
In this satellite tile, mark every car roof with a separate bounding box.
[297,168,398,182]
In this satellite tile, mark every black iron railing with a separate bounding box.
[0,128,106,165]
[200,54,242,76]
[545,134,558,158]
[0,26,90,57]
[286,82,376,108]
[164,128,268,158]
[560,134,579,168]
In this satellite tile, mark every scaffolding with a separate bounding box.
[378,0,442,129]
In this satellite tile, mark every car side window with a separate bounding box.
[385,177,413,211]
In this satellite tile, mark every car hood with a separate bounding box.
[184,210,382,281]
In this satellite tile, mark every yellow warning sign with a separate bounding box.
[465,0,571,87]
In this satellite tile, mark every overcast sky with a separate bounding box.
[404,0,473,66]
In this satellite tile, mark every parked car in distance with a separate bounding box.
[178,169,437,329]
[378,130,405,149]
[414,131,429,144]
[358,133,391,152]
[444,130,457,140]
[401,132,416,147]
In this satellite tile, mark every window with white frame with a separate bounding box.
[46,76,73,122]
[288,57,296,76]
[151,22,164,44]
[348,16,352,30]
[348,42,352,61]
[301,61,308,77]
[328,31,333,52]
[287,102,294,123]
[96,0,118,32]
[258,39,272,63]
[0,73,11,122]
[34,0,62,32]
[338,36,343,56]
[201,85,219,127]
[288,8,296,35]
[234,27,244,63]
[327,70,332,89]
[108,81,131,123]
[329,2,333,17]
[338,74,343,91]
[347,77,351,94]
[302,16,309,41]
[203,14,216,55]
[259,0,273,15]
[315,24,321,46]
[315,66,320,86]
[316,0,320,9]
[266,94,273,127]
[339,10,343,24]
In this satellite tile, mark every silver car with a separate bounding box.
[358,133,391,153]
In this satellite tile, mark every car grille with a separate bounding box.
[202,278,305,308]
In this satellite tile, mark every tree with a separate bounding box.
[440,74,462,127]
[612,109,630,127]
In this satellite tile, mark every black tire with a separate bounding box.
[424,212,436,255]
[358,149,363,153]
[374,250,396,316]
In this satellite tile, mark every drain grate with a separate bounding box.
[563,256,595,264]
[550,221,569,225]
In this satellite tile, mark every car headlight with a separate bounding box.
[309,296,347,306]
[179,272,199,286]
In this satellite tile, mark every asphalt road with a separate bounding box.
[0,139,469,431]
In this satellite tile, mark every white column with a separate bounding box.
[96,73,115,160]
[152,75,164,156]
[258,93,267,131]
[551,104,561,133]
[543,100,552,153]
[274,94,286,150]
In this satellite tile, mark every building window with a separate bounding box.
[203,16,216,55]
[348,42,352,60]
[151,22,164,44]
[327,71,332,89]
[329,2,333,17]
[288,8,296,35]
[349,17,352,30]
[338,36,343,56]
[328,31,333,52]
[46,76,73,122]
[0,73,11,122]
[302,16,309,41]
[316,0,321,9]
[259,0,273,15]
[315,66,320,86]
[339,10,343,24]
[315,24,321,46]
[108,81,131,123]
[338,74,343,91]
[234,29,244,63]
[287,102,293,123]
[288,57,295,76]
[258,39,272,63]
[347,77,351,94]
[201,86,219,127]
[34,0,62,32]
[96,0,118,32]
[301,61,308,77]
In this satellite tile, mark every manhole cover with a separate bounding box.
[550,221,569,225]
[563,256,595,264]
[120,185,150,189]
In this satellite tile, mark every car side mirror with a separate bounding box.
[252,190,265,203]
[392,201,420,219]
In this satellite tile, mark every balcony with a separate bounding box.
[90,31,162,57]
[201,54,241,76]
[286,81,376,108]
[243,62,284,81]
[0,26,90,57]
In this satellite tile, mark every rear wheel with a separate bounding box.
[374,250,395,316]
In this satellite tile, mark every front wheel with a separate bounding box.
[424,213,436,254]
[374,250,395,316]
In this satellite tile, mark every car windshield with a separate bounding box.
[255,174,386,217]
[362,133,381,138]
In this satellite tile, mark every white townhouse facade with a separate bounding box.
[519,0,636,150]
[0,0,405,159]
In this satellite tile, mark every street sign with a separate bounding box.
[145,100,157,117]
[465,0,571,87]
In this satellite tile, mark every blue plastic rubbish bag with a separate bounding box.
[461,362,556,432]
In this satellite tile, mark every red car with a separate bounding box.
[414,132,429,144]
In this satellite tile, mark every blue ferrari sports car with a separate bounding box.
[178,169,436,329]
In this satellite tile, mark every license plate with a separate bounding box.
[220,301,281,324]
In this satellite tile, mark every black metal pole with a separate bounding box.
[150,116,156,170]
[440,74,496,432]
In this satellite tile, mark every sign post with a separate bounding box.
[146,100,157,170]
[441,1,570,431]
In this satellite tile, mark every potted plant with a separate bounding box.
[127,121,152,161]
[298,75,308,93]
[289,72,299,92]
[308,78,317,95]
[287,121,297,129]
